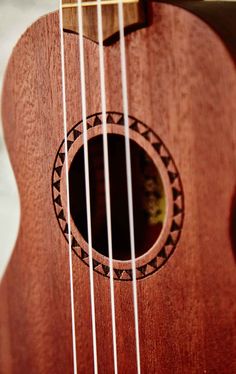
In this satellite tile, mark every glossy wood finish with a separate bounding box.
[1,2,236,373]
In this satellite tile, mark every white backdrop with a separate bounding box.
[0,0,56,279]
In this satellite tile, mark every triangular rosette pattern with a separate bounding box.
[52,112,184,281]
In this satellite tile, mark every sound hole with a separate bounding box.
[69,134,166,260]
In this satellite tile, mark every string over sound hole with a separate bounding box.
[69,134,166,260]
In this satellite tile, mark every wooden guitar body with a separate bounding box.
[1,2,236,373]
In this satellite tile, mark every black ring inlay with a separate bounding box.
[52,112,184,280]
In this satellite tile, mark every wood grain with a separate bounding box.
[1,2,236,373]
[62,0,147,44]
[165,0,236,58]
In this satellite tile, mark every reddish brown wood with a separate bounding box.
[1,2,236,373]
[62,0,147,44]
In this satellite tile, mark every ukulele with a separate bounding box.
[1,1,236,373]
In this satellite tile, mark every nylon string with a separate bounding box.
[59,0,141,372]
[96,1,118,373]
[77,1,99,373]
[59,1,78,373]
[117,1,141,373]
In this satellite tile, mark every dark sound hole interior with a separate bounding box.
[69,134,166,260]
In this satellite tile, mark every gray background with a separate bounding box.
[0,0,56,279]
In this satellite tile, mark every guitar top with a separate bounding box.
[0,1,236,373]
